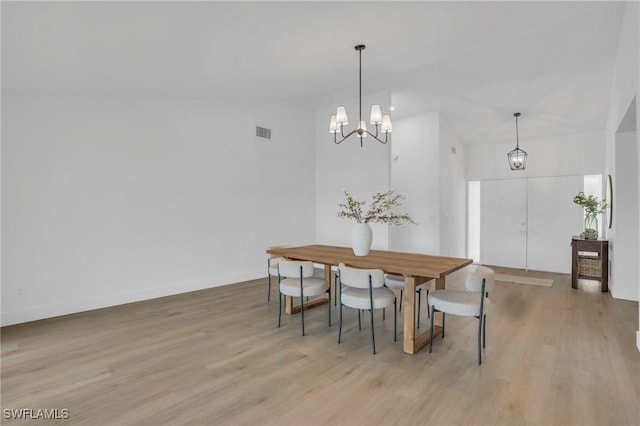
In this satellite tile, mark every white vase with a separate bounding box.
[351,223,373,256]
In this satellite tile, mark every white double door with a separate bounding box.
[481,176,582,273]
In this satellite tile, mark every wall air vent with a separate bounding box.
[256,126,271,139]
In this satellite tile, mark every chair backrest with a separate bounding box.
[338,263,385,289]
[278,259,315,278]
[465,266,495,293]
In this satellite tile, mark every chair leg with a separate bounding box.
[358,309,361,331]
[478,316,482,365]
[278,292,282,328]
[426,289,430,318]
[429,305,435,353]
[300,295,305,336]
[370,306,376,354]
[338,298,343,344]
[417,289,421,329]
[383,307,386,321]
[267,259,271,303]
[393,298,397,342]
[399,290,403,312]
[327,289,331,327]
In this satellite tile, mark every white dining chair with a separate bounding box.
[337,263,396,354]
[277,259,330,336]
[384,274,432,327]
[428,265,495,364]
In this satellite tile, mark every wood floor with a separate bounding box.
[2,267,638,425]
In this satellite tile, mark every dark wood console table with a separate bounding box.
[571,237,609,292]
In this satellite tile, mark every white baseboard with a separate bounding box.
[1,270,264,326]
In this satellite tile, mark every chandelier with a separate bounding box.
[507,112,527,170]
[329,45,392,147]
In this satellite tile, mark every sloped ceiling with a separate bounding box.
[1,1,626,145]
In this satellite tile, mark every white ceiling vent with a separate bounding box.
[256,126,271,139]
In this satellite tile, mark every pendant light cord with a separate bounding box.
[514,112,521,148]
[358,47,362,132]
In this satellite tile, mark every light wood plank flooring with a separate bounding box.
[2,267,638,425]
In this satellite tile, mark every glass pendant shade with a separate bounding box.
[329,115,338,133]
[369,104,383,124]
[336,106,349,125]
[507,147,528,170]
[381,115,392,133]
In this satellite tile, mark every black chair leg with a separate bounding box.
[370,304,376,354]
[426,289,430,318]
[393,298,397,342]
[327,290,331,327]
[399,290,403,312]
[478,316,482,365]
[358,310,362,331]
[267,259,271,303]
[278,292,282,327]
[383,307,386,321]
[300,295,305,336]
[338,300,343,344]
[429,305,435,353]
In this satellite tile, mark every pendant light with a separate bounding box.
[507,112,527,170]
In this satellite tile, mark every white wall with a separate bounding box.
[466,130,605,181]
[315,92,391,249]
[602,0,639,347]
[389,111,440,254]
[440,118,466,257]
[613,131,639,301]
[1,95,316,325]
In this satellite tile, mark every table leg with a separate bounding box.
[403,276,436,354]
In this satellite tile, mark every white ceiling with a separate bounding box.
[1,1,626,145]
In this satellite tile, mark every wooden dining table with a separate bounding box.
[266,244,472,355]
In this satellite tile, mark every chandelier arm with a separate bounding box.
[370,123,380,138]
[364,130,389,144]
[334,129,358,145]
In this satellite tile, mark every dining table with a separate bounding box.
[266,244,472,355]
